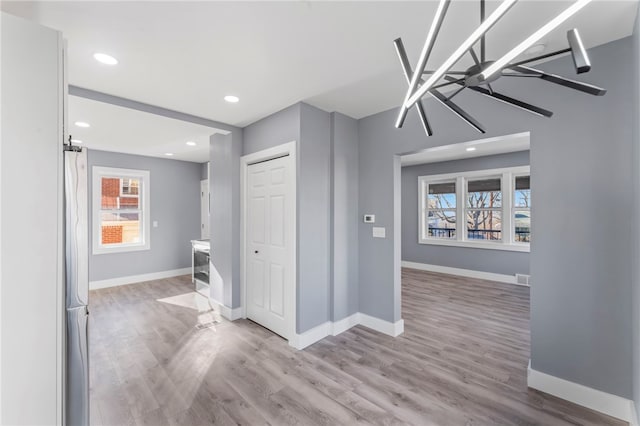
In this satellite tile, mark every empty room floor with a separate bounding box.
[88,271,625,425]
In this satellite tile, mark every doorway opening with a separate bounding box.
[397,131,532,391]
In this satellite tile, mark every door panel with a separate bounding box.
[249,259,265,308]
[270,195,285,247]
[246,155,293,338]
[269,264,285,317]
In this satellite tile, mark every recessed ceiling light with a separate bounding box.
[224,95,239,103]
[74,121,90,128]
[466,147,477,152]
[71,139,83,144]
[93,53,118,65]
[164,152,174,156]
[186,141,197,146]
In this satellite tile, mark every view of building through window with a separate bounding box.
[100,176,142,245]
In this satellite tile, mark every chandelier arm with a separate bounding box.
[395,0,452,129]
[423,70,468,75]
[479,0,592,83]
[446,85,467,101]
[502,73,543,78]
[486,83,494,95]
[567,28,591,74]
[469,47,481,66]
[431,89,486,134]
[431,78,465,91]
[508,47,572,68]
[405,0,518,111]
[393,37,433,136]
[510,65,606,96]
[443,76,553,117]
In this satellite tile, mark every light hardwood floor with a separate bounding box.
[89,269,626,425]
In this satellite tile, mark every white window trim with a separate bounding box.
[418,166,530,253]
[92,166,151,255]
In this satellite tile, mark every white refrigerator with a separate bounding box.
[64,145,89,426]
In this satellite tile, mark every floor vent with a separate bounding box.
[195,320,220,330]
[515,274,531,286]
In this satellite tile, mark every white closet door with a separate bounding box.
[246,155,294,339]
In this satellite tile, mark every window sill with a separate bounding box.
[93,243,150,255]
[418,238,530,252]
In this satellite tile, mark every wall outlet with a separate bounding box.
[515,274,530,286]
[364,214,375,223]
[372,227,386,238]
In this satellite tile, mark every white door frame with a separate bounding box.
[200,179,209,239]
[240,141,297,340]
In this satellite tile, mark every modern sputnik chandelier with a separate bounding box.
[394,0,606,136]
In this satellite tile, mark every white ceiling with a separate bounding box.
[69,95,224,162]
[2,1,637,130]
[401,132,530,166]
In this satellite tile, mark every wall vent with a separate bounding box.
[515,274,531,286]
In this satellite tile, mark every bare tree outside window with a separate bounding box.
[514,175,531,242]
[466,178,502,241]
[420,168,530,247]
[427,181,456,239]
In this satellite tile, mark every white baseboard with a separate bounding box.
[288,312,404,350]
[89,268,191,290]
[330,313,360,336]
[528,361,634,422]
[359,313,404,337]
[208,297,243,321]
[631,402,639,426]
[401,260,528,286]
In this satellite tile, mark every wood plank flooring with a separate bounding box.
[88,269,626,425]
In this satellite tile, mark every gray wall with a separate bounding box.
[200,162,208,180]
[358,37,633,398]
[298,104,332,330]
[331,113,360,321]
[242,102,335,333]
[88,150,202,282]
[632,3,640,421]
[243,104,301,155]
[401,151,530,276]
[209,130,243,308]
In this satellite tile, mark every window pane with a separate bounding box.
[467,178,501,208]
[514,176,531,208]
[101,177,140,209]
[101,212,141,245]
[121,178,140,195]
[514,210,531,243]
[427,182,456,209]
[467,210,502,241]
[427,210,456,239]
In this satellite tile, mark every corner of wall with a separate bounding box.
[632,0,640,419]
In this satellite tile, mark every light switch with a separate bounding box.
[153,221,158,228]
[372,227,386,238]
